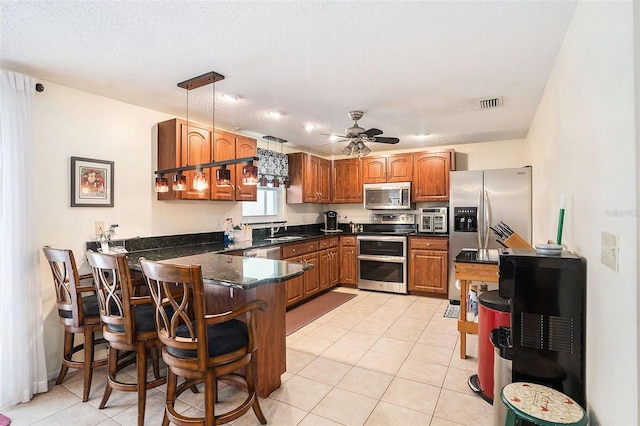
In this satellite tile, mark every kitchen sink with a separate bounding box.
[265,235,304,242]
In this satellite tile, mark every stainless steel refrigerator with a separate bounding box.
[448,167,532,300]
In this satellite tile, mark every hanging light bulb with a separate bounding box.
[215,165,231,187]
[155,175,169,192]
[173,173,187,191]
[193,168,208,190]
[242,161,259,185]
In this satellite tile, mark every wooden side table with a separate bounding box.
[501,382,587,425]
[454,261,499,359]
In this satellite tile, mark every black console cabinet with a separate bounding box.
[499,249,587,407]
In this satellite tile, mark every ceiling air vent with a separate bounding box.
[479,97,503,109]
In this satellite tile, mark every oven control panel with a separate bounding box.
[369,213,415,224]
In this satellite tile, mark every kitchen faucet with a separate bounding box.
[269,221,287,237]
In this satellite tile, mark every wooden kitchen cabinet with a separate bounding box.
[286,152,331,203]
[212,131,257,201]
[210,129,236,201]
[234,135,258,201]
[282,239,320,307]
[408,237,448,295]
[339,235,357,286]
[157,119,257,202]
[362,153,413,184]
[157,118,213,200]
[303,252,319,297]
[283,255,304,306]
[412,150,453,201]
[332,158,362,203]
[318,237,340,291]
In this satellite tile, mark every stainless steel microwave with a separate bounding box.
[363,182,412,210]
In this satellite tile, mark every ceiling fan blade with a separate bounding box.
[372,136,400,144]
[362,128,383,137]
[320,133,348,138]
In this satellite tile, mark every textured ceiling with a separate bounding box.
[0,1,577,157]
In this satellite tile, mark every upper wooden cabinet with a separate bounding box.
[157,118,213,200]
[362,153,413,184]
[157,120,257,202]
[332,158,362,204]
[234,135,258,202]
[412,150,453,202]
[286,152,331,203]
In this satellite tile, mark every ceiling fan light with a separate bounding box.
[356,140,366,150]
[342,143,354,156]
[360,145,372,156]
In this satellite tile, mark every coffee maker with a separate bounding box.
[324,211,338,231]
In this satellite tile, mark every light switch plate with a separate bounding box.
[601,231,619,272]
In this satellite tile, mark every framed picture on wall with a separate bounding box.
[71,156,114,207]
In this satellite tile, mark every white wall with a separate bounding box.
[525,1,637,424]
[32,82,262,376]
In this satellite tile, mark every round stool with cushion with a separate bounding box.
[501,382,587,426]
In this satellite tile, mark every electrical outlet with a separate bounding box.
[95,221,105,236]
[601,231,619,272]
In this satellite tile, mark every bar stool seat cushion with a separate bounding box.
[106,303,157,333]
[59,294,100,319]
[169,319,248,358]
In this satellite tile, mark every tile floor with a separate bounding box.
[3,288,493,425]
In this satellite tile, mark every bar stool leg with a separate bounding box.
[82,327,95,402]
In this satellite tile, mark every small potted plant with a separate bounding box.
[97,230,111,253]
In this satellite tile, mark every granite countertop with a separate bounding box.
[131,252,308,289]
[125,233,329,289]
[453,248,500,265]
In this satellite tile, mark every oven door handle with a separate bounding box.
[357,254,406,263]
[357,235,407,242]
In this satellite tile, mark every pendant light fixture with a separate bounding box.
[154,71,259,192]
[242,161,259,185]
[216,165,231,187]
[173,173,187,191]
[155,176,169,192]
[193,168,208,190]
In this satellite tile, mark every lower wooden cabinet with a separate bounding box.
[302,252,319,297]
[408,236,448,295]
[284,255,304,306]
[339,236,357,285]
[282,236,338,307]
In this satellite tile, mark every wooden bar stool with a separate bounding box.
[140,259,268,426]
[86,251,166,426]
[42,246,108,402]
[501,382,587,426]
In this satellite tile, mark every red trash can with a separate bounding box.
[468,290,511,403]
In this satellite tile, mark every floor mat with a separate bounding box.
[443,304,460,318]
[286,291,357,335]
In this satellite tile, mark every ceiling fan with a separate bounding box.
[326,111,399,156]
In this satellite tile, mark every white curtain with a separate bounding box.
[0,70,48,409]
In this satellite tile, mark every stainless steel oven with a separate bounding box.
[357,235,408,294]
[356,213,414,294]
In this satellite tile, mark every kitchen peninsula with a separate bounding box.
[126,245,309,398]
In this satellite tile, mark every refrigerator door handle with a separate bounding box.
[477,190,483,249]
[484,190,490,249]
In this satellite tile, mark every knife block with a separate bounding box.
[503,232,534,249]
